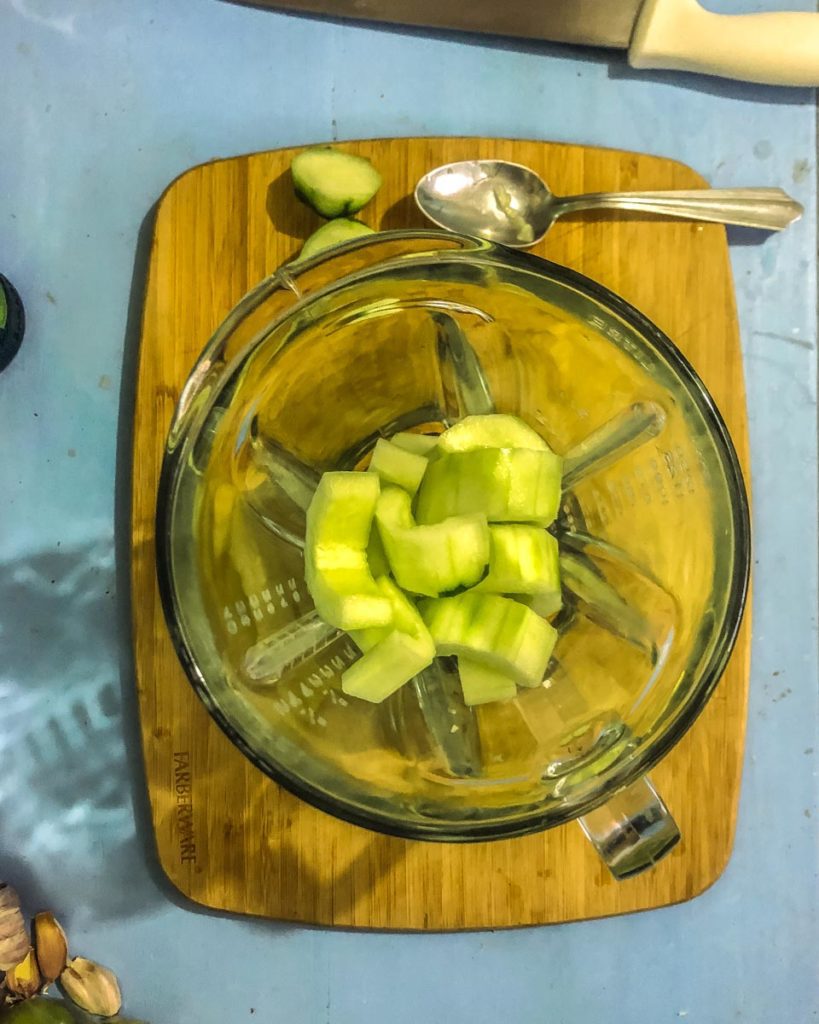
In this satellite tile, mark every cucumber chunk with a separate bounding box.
[521,590,564,619]
[299,219,375,261]
[421,592,557,688]
[349,576,430,652]
[305,472,392,629]
[390,431,440,456]
[368,438,428,497]
[416,448,563,527]
[366,527,391,580]
[375,486,489,597]
[475,525,561,605]
[291,147,382,217]
[458,656,518,706]
[438,414,550,454]
[307,471,380,549]
[342,629,434,703]
[344,577,435,702]
[306,569,393,631]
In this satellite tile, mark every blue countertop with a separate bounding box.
[1,1,817,1021]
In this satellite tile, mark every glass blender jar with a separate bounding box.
[156,230,750,878]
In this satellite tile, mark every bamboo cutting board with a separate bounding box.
[131,137,751,929]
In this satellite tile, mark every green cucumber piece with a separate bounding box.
[349,575,429,652]
[458,656,518,706]
[390,431,439,456]
[522,590,563,619]
[475,525,561,604]
[342,628,434,703]
[344,577,435,702]
[299,219,374,261]
[421,592,557,687]
[305,555,392,630]
[305,472,392,629]
[291,147,382,217]
[307,471,380,549]
[366,527,391,579]
[438,414,550,454]
[368,437,428,497]
[375,486,489,597]
[416,448,563,527]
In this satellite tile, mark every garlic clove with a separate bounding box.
[5,947,43,999]
[59,956,122,1018]
[33,913,68,985]
[0,883,31,972]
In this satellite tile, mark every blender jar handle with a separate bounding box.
[578,774,680,879]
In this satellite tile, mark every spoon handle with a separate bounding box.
[554,188,802,231]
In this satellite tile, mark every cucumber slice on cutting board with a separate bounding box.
[368,437,428,497]
[299,219,374,261]
[475,525,561,602]
[458,656,518,706]
[416,448,563,527]
[390,431,439,456]
[291,147,382,218]
[305,472,392,629]
[344,577,435,702]
[438,414,550,454]
[375,486,489,597]
[422,592,557,688]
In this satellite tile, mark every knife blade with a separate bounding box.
[235,0,819,86]
[235,0,641,49]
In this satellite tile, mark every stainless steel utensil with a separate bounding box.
[415,160,803,247]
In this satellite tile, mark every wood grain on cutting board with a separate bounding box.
[131,138,751,929]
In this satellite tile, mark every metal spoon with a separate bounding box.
[415,160,803,247]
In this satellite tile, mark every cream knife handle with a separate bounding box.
[630,0,819,86]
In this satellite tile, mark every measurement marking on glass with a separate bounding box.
[223,579,305,635]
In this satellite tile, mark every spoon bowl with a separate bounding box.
[415,160,555,247]
[415,159,803,247]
